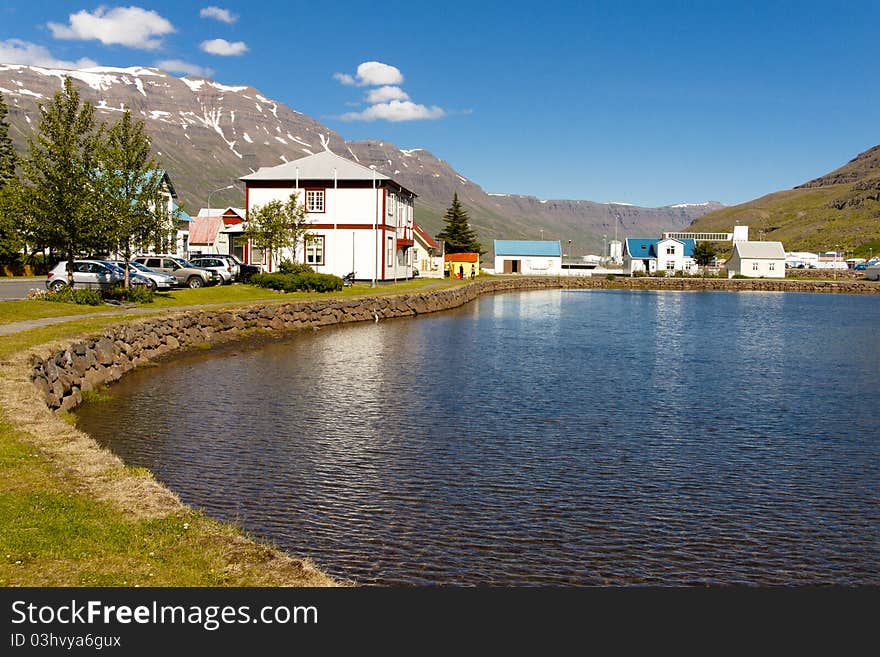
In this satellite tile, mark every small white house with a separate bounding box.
[623,238,697,275]
[494,240,562,274]
[726,241,786,278]
[240,151,417,280]
[413,224,444,278]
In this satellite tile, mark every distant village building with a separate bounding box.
[726,241,787,278]
[786,251,820,269]
[413,224,444,278]
[239,151,417,280]
[494,240,562,275]
[623,237,696,275]
[188,207,246,258]
[445,252,480,278]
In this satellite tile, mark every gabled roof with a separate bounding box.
[198,207,246,219]
[240,150,410,187]
[445,252,479,263]
[732,241,786,259]
[413,223,438,249]
[173,203,192,223]
[188,216,223,245]
[625,237,696,258]
[494,240,562,257]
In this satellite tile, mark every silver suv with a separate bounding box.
[132,255,221,288]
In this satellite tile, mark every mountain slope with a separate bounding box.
[688,145,880,252]
[0,64,721,254]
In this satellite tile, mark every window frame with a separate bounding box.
[305,188,326,214]
[305,235,325,266]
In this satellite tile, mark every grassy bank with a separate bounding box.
[0,277,465,587]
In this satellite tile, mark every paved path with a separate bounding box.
[0,278,44,301]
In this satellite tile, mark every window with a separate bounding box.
[387,192,396,216]
[753,262,759,271]
[305,189,325,213]
[387,236,394,265]
[666,246,676,255]
[769,262,775,271]
[666,260,676,270]
[305,236,325,266]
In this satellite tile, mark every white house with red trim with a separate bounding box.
[413,224,444,278]
[239,151,417,280]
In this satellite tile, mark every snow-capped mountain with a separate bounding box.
[0,64,722,251]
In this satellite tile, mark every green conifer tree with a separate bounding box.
[0,92,15,189]
[436,193,483,254]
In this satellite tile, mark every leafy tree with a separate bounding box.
[436,193,483,254]
[98,109,169,288]
[693,241,718,268]
[245,193,310,269]
[15,77,106,285]
[0,92,15,190]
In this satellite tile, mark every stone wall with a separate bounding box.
[29,276,880,411]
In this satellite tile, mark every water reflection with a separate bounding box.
[77,290,880,585]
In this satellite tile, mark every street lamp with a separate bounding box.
[603,234,607,265]
[208,183,235,211]
[540,229,544,240]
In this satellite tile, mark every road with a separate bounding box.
[0,277,44,301]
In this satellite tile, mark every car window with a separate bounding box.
[163,259,180,270]
[146,258,161,268]
[74,262,90,273]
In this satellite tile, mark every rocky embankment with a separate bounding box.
[30,276,880,412]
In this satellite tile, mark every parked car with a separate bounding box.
[188,256,234,284]
[132,255,221,288]
[189,252,261,282]
[46,260,150,292]
[866,263,880,281]
[107,260,177,291]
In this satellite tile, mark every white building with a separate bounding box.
[494,240,562,274]
[413,224,444,278]
[623,238,697,275]
[726,241,786,278]
[786,251,820,269]
[240,152,417,280]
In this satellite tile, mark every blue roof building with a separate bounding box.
[623,237,698,275]
[493,239,562,275]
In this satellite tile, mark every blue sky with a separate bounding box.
[1,1,878,207]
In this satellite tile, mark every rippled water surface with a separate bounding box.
[77,290,880,585]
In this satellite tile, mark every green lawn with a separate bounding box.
[0,300,116,326]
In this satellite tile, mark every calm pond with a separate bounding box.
[77,290,880,585]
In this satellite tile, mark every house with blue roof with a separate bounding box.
[623,237,697,275]
[494,240,562,275]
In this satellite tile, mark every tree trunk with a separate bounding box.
[66,249,74,286]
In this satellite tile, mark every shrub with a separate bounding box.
[251,271,343,293]
[732,274,748,279]
[605,274,616,280]
[631,270,646,277]
[103,285,155,304]
[278,260,314,275]
[652,270,668,277]
[673,270,685,278]
[36,287,104,305]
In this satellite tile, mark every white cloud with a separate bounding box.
[366,85,410,103]
[156,59,214,77]
[200,38,248,56]
[0,38,97,69]
[200,6,238,24]
[333,61,403,87]
[47,6,175,50]
[341,100,446,122]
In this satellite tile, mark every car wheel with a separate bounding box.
[147,280,157,292]
[187,276,203,289]
[49,280,67,292]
